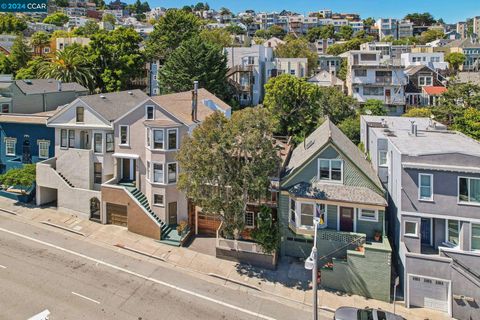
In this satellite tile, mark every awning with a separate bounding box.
[112,153,139,159]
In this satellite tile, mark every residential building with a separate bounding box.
[307,70,345,92]
[263,37,285,50]
[345,51,407,115]
[0,34,16,55]
[360,116,480,319]
[474,16,480,37]
[421,86,448,106]
[63,7,87,17]
[348,21,364,34]
[273,58,308,78]
[315,38,335,55]
[443,38,480,71]
[376,18,413,40]
[456,22,467,39]
[318,55,343,75]
[103,9,124,20]
[27,22,64,34]
[279,119,391,301]
[65,16,89,29]
[53,37,91,52]
[0,78,88,114]
[400,52,449,70]
[404,65,447,106]
[360,42,414,62]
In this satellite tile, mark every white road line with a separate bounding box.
[0,265,6,269]
[0,227,276,320]
[71,291,101,304]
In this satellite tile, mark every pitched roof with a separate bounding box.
[284,119,383,190]
[79,89,149,122]
[404,64,431,76]
[151,88,231,126]
[15,79,88,94]
[423,86,447,95]
[443,38,480,49]
[0,113,50,125]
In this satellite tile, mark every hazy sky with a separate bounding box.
[142,0,480,23]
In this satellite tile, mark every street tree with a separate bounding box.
[251,206,280,254]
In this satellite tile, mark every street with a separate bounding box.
[0,215,330,320]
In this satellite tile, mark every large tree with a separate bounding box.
[159,36,229,98]
[445,52,466,73]
[43,12,69,26]
[0,53,12,74]
[306,25,335,42]
[275,38,318,74]
[199,28,233,47]
[73,20,101,37]
[177,109,280,238]
[0,13,27,33]
[30,31,51,56]
[434,83,480,124]
[88,27,144,92]
[15,57,45,80]
[9,34,31,73]
[453,108,480,140]
[145,9,201,61]
[337,25,354,40]
[404,13,436,26]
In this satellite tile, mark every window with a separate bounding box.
[1,104,9,113]
[404,221,418,237]
[94,133,102,153]
[120,126,129,145]
[354,69,367,77]
[290,198,296,223]
[472,224,480,250]
[38,140,50,159]
[167,129,177,150]
[316,203,327,227]
[357,309,374,320]
[245,211,254,228]
[418,76,433,87]
[146,105,154,120]
[167,163,177,183]
[359,209,378,222]
[93,162,102,184]
[447,220,460,245]
[61,129,68,148]
[153,194,164,206]
[300,203,314,227]
[105,133,114,152]
[146,128,151,147]
[68,130,75,148]
[146,160,150,180]
[153,129,164,149]
[378,150,388,167]
[318,159,343,182]
[290,69,295,75]
[360,53,377,61]
[76,107,84,122]
[418,173,433,201]
[5,138,16,156]
[153,163,164,183]
[363,87,384,96]
[459,177,480,204]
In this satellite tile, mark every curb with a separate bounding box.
[114,244,167,262]
[208,273,261,291]
[40,221,86,236]
[0,208,17,215]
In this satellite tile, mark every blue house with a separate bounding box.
[0,112,55,174]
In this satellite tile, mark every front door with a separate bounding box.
[121,158,136,181]
[340,207,354,232]
[421,218,431,245]
[168,202,177,225]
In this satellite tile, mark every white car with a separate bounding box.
[333,307,405,320]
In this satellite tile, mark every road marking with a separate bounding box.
[72,292,100,304]
[0,265,6,269]
[0,227,276,320]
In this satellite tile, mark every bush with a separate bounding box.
[251,206,280,254]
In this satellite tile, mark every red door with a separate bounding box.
[340,207,354,232]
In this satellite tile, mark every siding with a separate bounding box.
[327,204,337,230]
[356,209,385,238]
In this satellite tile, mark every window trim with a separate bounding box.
[76,106,84,123]
[93,132,103,154]
[93,162,102,184]
[38,140,50,159]
[119,125,129,146]
[378,150,388,167]
[446,219,460,247]
[404,220,418,238]
[151,162,164,184]
[458,176,480,206]
[167,128,178,151]
[60,129,68,148]
[153,193,164,207]
[151,128,165,150]
[317,158,344,183]
[68,129,75,148]
[299,202,315,229]
[105,132,114,152]
[471,223,480,251]
[289,198,296,223]
[5,137,16,156]
[166,161,178,184]
[145,105,155,120]
[358,209,379,222]
[418,173,434,202]
[244,211,255,229]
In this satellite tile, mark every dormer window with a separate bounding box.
[318,159,343,182]
[146,105,154,120]
[76,107,84,123]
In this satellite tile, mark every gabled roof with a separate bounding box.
[404,64,433,76]
[423,86,447,95]
[15,79,88,95]
[284,118,383,190]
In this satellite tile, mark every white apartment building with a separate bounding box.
[401,52,449,70]
[274,58,308,78]
[376,18,413,40]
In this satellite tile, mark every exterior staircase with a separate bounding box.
[58,172,75,188]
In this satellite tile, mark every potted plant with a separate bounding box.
[176,220,188,236]
[374,230,382,242]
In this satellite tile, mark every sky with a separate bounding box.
[141,0,480,24]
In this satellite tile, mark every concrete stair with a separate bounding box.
[58,172,75,188]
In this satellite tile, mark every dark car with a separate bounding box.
[333,307,405,320]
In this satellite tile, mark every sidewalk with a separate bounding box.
[0,199,451,320]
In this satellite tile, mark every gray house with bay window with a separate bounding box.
[279,119,392,302]
[361,115,480,320]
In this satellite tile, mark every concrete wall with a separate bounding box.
[216,247,277,270]
[57,148,93,189]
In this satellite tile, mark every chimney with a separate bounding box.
[191,81,198,122]
[57,80,62,91]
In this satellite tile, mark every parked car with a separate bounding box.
[333,307,405,320]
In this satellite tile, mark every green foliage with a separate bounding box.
[0,164,36,191]
[225,24,245,35]
[432,83,480,125]
[0,13,27,33]
[43,12,69,27]
[15,56,45,79]
[254,29,270,39]
[453,108,480,140]
[402,107,433,117]
[306,25,335,42]
[275,38,318,74]
[125,0,150,14]
[9,34,31,72]
[337,25,354,40]
[251,206,280,254]
[363,17,376,28]
[360,99,387,116]
[200,28,233,47]
[102,13,116,25]
[337,59,347,81]
[327,37,372,56]
[177,109,280,238]
[0,53,12,74]
[268,25,286,39]
[145,9,201,60]
[419,29,444,44]
[404,13,436,26]
[88,27,145,92]
[338,116,361,145]
[55,0,69,7]
[445,52,466,72]
[73,20,101,36]
[159,36,228,98]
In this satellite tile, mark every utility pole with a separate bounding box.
[305,217,320,320]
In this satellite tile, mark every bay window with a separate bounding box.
[168,162,177,183]
[153,129,164,149]
[167,128,177,150]
[153,163,164,183]
[300,203,314,227]
[459,177,480,204]
[318,159,343,182]
[290,198,296,223]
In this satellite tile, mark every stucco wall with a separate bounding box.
[57,148,93,189]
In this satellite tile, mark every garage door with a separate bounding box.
[106,203,127,227]
[409,275,449,313]
[197,213,221,236]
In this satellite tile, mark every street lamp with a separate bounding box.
[305,216,320,320]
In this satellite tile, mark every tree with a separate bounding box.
[363,17,376,29]
[268,25,286,39]
[73,20,101,37]
[327,38,371,55]
[251,205,280,254]
[177,109,280,238]
[306,25,335,42]
[199,28,232,47]
[402,107,433,117]
[445,52,466,73]
[0,13,27,33]
[419,29,444,44]
[404,13,436,26]
[15,57,45,79]
[219,7,231,15]
[337,25,354,40]
[433,83,480,124]
[225,24,245,35]
[55,0,69,7]
[38,46,94,91]
[43,12,69,27]
[159,36,229,98]
[338,116,361,145]
[254,29,270,39]
[9,34,31,72]
[30,31,51,55]
[0,53,12,74]
[453,108,480,140]
[337,59,347,81]
[360,99,387,116]
[145,9,201,60]
[88,27,144,92]
[0,164,36,193]
[275,38,318,74]
[102,13,116,25]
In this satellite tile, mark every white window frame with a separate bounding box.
[119,125,129,146]
[93,132,103,154]
[38,140,50,159]
[244,211,255,228]
[404,220,418,237]
[418,173,434,201]
[458,176,480,206]
[418,76,433,87]
[152,162,164,184]
[153,193,164,207]
[471,223,480,251]
[167,162,178,184]
[289,197,296,224]
[105,132,114,152]
[299,202,315,229]
[358,209,379,222]
[76,106,84,123]
[378,150,388,167]
[145,105,155,120]
[317,158,343,183]
[5,138,16,156]
[60,129,68,148]
[167,128,178,150]
[151,128,164,150]
[446,219,460,247]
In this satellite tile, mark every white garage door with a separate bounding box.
[409,275,449,313]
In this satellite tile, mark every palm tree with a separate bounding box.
[37,46,95,92]
[30,31,51,56]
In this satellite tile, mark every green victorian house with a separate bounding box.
[279,119,392,302]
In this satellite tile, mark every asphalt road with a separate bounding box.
[0,215,330,320]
